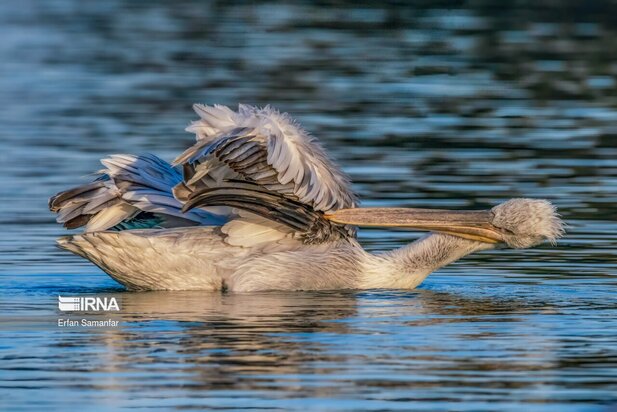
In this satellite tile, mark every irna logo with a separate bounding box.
[58,296,120,312]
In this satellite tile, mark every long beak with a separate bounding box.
[325,208,504,244]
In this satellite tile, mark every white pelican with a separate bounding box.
[49,104,564,291]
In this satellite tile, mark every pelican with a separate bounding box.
[49,104,564,291]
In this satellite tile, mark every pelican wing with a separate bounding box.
[181,182,354,244]
[173,104,357,213]
[49,154,225,232]
[50,105,357,249]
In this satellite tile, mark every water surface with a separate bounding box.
[1,1,616,410]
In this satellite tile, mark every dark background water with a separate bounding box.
[1,1,616,410]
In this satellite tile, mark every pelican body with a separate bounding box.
[50,105,564,291]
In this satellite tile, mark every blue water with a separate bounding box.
[1,1,616,410]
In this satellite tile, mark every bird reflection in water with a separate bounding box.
[59,288,564,401]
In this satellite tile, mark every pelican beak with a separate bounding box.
[324,208,505,244]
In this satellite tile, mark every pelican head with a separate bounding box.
[326,198,564,249]
[489,198,564,248]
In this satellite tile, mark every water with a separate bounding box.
[1,1,616,410]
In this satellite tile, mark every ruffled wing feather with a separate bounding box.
[49,154,226,232]
[175,104,357,213]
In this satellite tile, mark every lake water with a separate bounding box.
[1,1,616,410]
